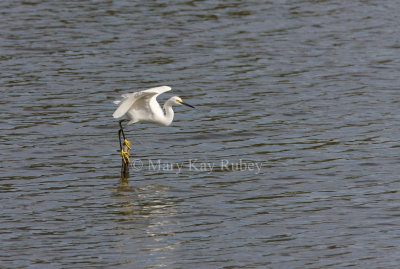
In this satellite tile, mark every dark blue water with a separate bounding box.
[1,1,400,268]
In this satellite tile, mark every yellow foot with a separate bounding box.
[124,139,132,150]
[121,150,130,164]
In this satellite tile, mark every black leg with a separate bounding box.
[118,119,127,150]
[119,119,127,141]
[118,119,131,166]
[118,129,123,150]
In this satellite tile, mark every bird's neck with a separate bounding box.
[161,103,174,126]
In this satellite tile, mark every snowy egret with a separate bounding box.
[112,86,195,163]
[112,86,194,126]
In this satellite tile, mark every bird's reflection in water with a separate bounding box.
[111,179,181,267]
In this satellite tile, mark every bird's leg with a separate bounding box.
[118,127,130,163]
[118,120,131,164]
[119,120,131,150]
[119,120,127,141]
[118,129,123,151]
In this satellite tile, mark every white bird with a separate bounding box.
[112,86,194,127]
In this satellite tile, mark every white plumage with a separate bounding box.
[112,86,194,127]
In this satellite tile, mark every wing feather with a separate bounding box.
[112,86,171,118]
[141,86,171,94]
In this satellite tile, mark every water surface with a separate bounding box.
[1,0,400,268]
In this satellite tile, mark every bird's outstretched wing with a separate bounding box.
[112,86,171,118]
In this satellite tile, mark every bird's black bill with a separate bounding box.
[181,102,195,108]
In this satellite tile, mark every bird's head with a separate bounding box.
[170,96,195,108]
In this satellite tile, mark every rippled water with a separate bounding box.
[1,0,400,268]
